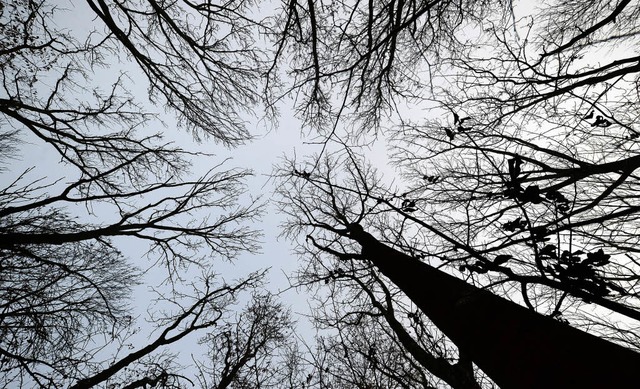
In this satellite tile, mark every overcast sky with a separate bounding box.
[0,1,413,370]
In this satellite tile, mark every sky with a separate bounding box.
[0,0,440,374]
[0,0,330,374]
[1,0,432,379]
[10,0,636,386]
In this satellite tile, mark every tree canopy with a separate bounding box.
[2,0,640,387]
[1,0,293,386]
[276,0,640,386]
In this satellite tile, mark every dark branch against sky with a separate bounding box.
[2,0,640,387]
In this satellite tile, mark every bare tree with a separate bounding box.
[271,0,640,386]
[267,0,510,134]
[303,266,484,389]
[276,153,495,388]
[193,292,300,389]
[276,150,640,387]
[0,0,294,387]
[68,272,296,389]
[84,0,270,145]
[383,0,640,336]
[7,0,640,386]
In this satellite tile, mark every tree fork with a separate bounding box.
[346,223,640,388]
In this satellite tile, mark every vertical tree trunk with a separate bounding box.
[347,224,640,388]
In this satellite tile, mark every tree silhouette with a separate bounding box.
[277,150,640,387]
[289,254,484,388]
[268,0,511,133]
[277,153,495,387]
[5,0,640,386]
[382,0,640,336]
[274,0,640,386]
[0,0,294,387]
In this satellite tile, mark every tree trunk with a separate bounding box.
[347,224,640,388]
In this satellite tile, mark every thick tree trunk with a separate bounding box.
[347,224,640,388]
